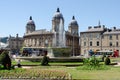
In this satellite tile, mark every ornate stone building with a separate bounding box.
[80,22,120,56]
[8,34,24,53]
[23,8,80,56]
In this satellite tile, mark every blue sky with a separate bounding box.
[0,0,120,37]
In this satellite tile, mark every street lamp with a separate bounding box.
[100,33,103,50]
[16,34,19,56]
[73,32,75,56]
[0,38,1,48]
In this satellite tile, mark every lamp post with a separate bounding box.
[100,33,102,50]
[0,38,1,48]
[73,32,75,56]
[16,34,19,56]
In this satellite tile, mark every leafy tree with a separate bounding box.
[0,51,11,69]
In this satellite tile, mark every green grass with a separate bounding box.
[12,60,82,66]
[0,67,70,79]
[67,66,120,80]
[12,60,40,65]
[39,65,120,80]
[9,65,120,80]
[6,58,120,79]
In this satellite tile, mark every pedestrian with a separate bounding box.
[17,59,21,68]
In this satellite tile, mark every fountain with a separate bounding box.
[52,18,66,48]
[47,47,54,58]
[52,31,57,47]
[58,18,66,47]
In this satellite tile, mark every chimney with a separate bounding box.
[88,26,92,29]
[113,27,116,30]
[16,34,18,38]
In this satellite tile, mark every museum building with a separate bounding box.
[23,8,80,56]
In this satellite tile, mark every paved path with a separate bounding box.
[22,66,32,69]
[15,66,32,69]
[114,62,120,66]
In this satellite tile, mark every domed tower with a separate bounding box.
[52,8,64,33]
[68,16,79,36]
[26,16,36,34]
[52,8,66,47]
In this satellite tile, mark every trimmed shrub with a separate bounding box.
[41,56,49,66]
[41,51,49,66]
[104,56,111,65]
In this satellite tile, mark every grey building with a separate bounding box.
[8,34,24,53]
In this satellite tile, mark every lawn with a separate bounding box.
[12,60,82,66]
[1,57,120,80]
[1,65,120,80]
[33,65,120,80]
[67,66,120,80]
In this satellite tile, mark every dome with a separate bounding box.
[69,16,78,26]
[52,8,63,20]
[27,16,35,25]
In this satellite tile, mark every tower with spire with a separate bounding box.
[26,16,36,34]
[52,8,65,47]
[52,8,64,33]
[68,16,79,36]
[98,20,101,27]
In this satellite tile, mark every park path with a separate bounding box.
[114,62,120,66]
[22,66,32,69]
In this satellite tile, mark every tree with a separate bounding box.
[0,51,11,69]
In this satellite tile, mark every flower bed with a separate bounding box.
[0,68,71,80]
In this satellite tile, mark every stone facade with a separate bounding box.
[23,8,80,56]
[8,34,24,53]
[80,24,120,56]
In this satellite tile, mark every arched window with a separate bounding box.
[90,41,92,46]
[97,41,99,46]
[109,42,112,46]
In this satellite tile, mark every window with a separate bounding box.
[90,41,92,46]
[96,34,100,39]
[39,42,41,46]
[109,35,112,40]
[116,42,118,47]
[97,41,99,46]
[109,42,112,46]
[83,34,86,40]
[84,42,86,46]
[116,35,118,40]
[102,35,104,39]
[89,34,92,40]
